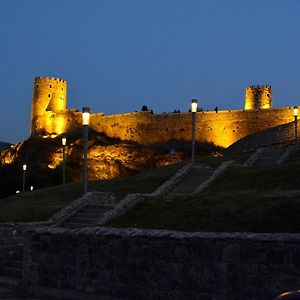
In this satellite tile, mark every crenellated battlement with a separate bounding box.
[29,77,295,148]
[245,85,272,110]
[35,76,67,83]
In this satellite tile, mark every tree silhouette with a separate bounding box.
[141,105,148,112]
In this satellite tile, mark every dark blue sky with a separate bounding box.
[1,0,300,143]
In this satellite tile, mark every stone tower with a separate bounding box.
[244,85,272,110]
[30,76,67,136]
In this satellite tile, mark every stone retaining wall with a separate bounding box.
[24,227,300,300]
[227,121,295,154]
[0,224,24,267]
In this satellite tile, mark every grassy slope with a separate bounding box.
[0,163,182,222]
[107,162,300,233]
[3,151,300,232]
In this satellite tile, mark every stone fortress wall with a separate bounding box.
[30,77,295,148]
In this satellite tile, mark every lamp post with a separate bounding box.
[82,107,91,194]
[294,106,298,147]
[191,99,198,163]
[62,136,67,185]
[22,164,27,192]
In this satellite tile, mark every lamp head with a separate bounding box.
[23,164,27,171]
[191,99,198,113]
[294,106,298,117]
[82,107,91,125]
[62,136,67,146]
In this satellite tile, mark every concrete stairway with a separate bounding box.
[62,203,116,228]
[0,244,23,298]
[166,164,215,196]
[252,147,287,166]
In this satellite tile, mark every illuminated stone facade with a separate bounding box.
[30,77,70,136]
[244,85,272,110]
[30,77,294,148]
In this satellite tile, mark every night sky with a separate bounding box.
[1,0,300,144]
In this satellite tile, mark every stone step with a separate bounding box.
[166,166,215,195]
[0,275,21,290]
[253,149,286,166]
[80,205,115,214]
[9,257,23,268]
[75,212,109,218]
[0,286,16,298]
[67,217,99,224]
[174,179,206,186]
[77,209,113,216]
[170,188,197,194]
[7,260,22,270]
[1,266,22,278]
[62,222,95,228]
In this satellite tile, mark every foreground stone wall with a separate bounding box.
[0,224,24,267]
[25,227,300,300]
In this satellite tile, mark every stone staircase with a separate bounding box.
[252,147,287,166]
[0,243,23,298]
[62,202,116,228]
[165,164,215,196]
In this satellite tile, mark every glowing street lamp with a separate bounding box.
[82,107,91,194]
[191,99,198,163]
[62,136,67,185]
[294,106,298,147]
[22,164,27,192]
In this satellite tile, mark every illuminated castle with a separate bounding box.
[30,76,294,148]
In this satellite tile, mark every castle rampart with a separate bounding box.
[29,77,295,148]
[89,108,294,148]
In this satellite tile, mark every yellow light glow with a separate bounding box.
[82,107,91,125]
[294,106,298,117]
[55,115,67,135]
[191,99,198,113]
[47,152,63,169]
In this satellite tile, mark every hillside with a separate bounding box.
[0,130,220,199]
[107,156,300,233]
[0,141,11,151]
[1,152,300,232]
[0,163,182,222]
